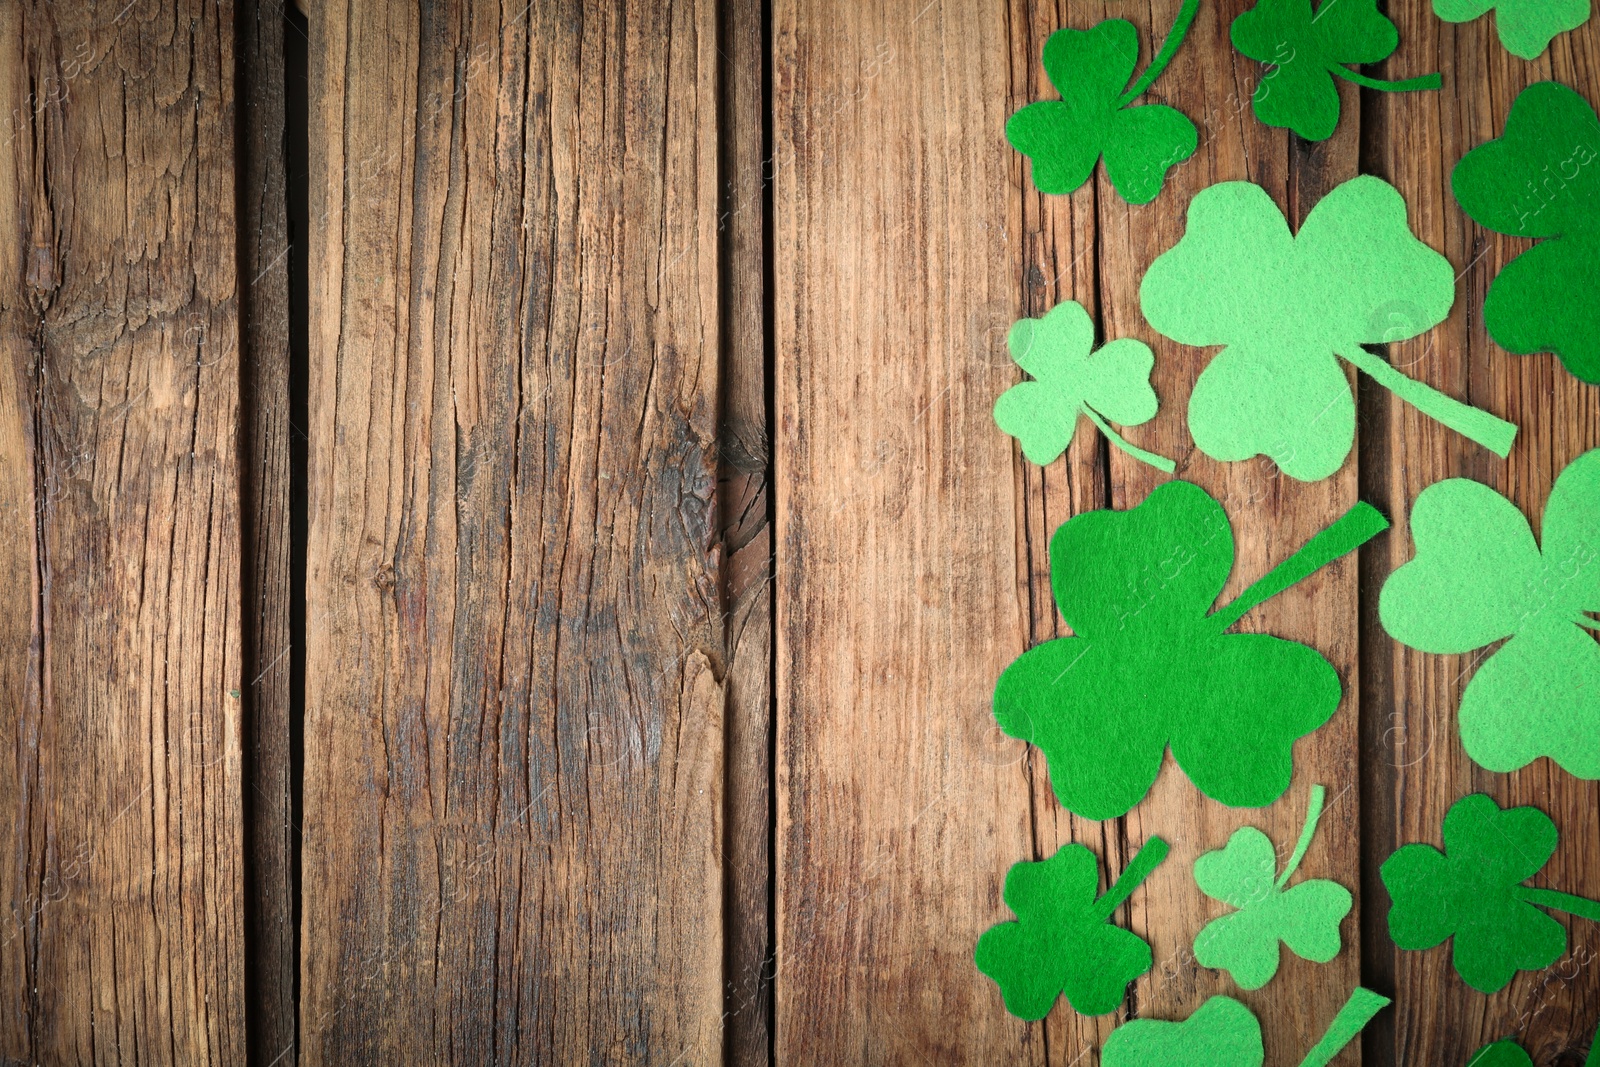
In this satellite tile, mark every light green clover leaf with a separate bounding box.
[995,300,1173,472]
[1102,987,1390,1067]
[1435,0,1591,60]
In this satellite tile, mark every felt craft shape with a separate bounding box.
[1466,1022,1600,1067]
[1434,0,1592,61]
[1101,987,1391,1067]
[1231,0,1442,141]
[994,300,1174,472]
[1141,175,1519,482]
[1451,81,1600,384]
[1382,793,1600,994]
[975,837,1168,1019]
[994,479,1388,821]
[1007,0,1200,204]
[1193,784,1352,990]
[1379,448,1600,778]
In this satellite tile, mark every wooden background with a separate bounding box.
[0,0,1596,1063]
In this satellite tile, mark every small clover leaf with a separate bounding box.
[1466,1039,1535,1067]
[1193,785,1353,990]
[1141,175,1517,482]
[1231,0,1441,141]
[995,301,1173,472]
[1382,793,1600,993]
[975,838,1167,1018]
[1008,3,1200,205]
[1435,0,1591,60]
[1380,449,1600,777]
[995,479,1387,820]
[1452,81,1600,383]
[1102,987,1389,1067]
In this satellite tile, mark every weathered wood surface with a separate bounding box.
[0,0,246,1062]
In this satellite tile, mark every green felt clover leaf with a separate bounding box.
[1008,1,1200,205]
[1231,0,1441,142]
[975,837,1168,1018]
[1435,0,1592,61]
[1193,784,1352,990]
[1102,987,1390,1067]
[1141,175,1518,482]
[1382,793,1600,994]
[1466,1021,1600,1066]
[995,301,1173,472]
[1452,81,1600,384]
[994,478,1387,820]
[1380,448,1600,777]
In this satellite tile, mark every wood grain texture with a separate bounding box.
[0,0,245,1061]
[1361,15,1600,1066]
[299,2,726,1061]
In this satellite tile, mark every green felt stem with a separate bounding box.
[1515,886,1600,922]
[1577,614,1600,633]
[1298,987,1392,1067]
[1338,344,1518,458]
[1327,66,1443,94]
[1115,0,1201,106]
[1278,784,1327,888]
[1083,407,1178,473]
[1211,501,1389,632]
[1093,837,1170,921]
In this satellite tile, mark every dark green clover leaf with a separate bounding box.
[975,837,1167,1019]
[1102,987,1389,1067]
[1193,785,1352,990]
[1452,81,1600,384]
[1008,2,1199,204]
[1382,793,1600,993]
[994,479,1387,820]
[994,300,1173,472]
[1231,0,1441,142]
[1466,1040,1535,1067]
[1435,0,1591,61]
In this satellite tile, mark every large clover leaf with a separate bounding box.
[1141,175,1518,482]
[995,300,1173,472]
[1435,0,1592,60]
[1102,988,1389,1067]
[1380,794,1600,993]
[974,838,1167,1018]
[1452,81,1600,384]
[1193,785,1352,990]
[1008,6,1199,205]
[1231,0,1441,141]
[995,479,1387,820]
[1380,449,1600,777]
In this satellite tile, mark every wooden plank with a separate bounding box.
[0,0,245,1061]
[1361,14,1600,1064]
[299,2,726,1060]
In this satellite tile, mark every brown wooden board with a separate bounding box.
[0,0,246,1061]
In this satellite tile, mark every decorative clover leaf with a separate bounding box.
[975,838,1168,1018]
[1435,0,1592,60]
[995,301,1174,472]
[1467,1022,1600,1067]
[1380,449,1600,777]
[994,478,1387,820]
[1141,175,1518,482]
[1193,784,1352,989]
[1382,793,1600,993]
[1452,81,1600,384]
[1102,987,1390,1067]
[1231,0,1441,141]
[1008,1,1200,205]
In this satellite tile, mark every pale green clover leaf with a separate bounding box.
[995,301,1173,472]
[1434,0,1591,60]
[1141,175,1517,482]
[1193,784,1352,990]
[1102,987,1390,1067]
[1380,448,1600,777]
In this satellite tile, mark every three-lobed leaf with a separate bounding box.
[1232,0,1400,140]
[1434,0,1592,60]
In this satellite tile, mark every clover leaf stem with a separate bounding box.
[1210,501,1390,632]
[1277,784,1327,888]
[1091,837,1170,922]
[1082,406,1178,473]
[1327,66,1443,94]
[1514,886,1600,922]
[1115,0,1202,106]
[1298,987,1392,1067]
[1337,344,1518,458]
